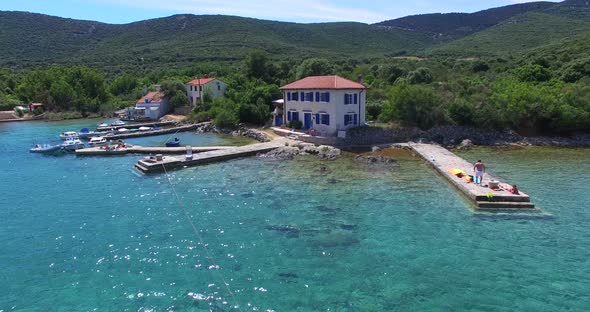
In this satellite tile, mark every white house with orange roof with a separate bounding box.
[186,76,228,106]
[279,75,367,136]
[133,91,171,120]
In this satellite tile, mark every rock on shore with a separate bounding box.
[258,143,341,160]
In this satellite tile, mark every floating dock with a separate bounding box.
[135,139,287,174]
[104,123,206,140]
[76,145,234,156]
[96,120,177,131]
[409,143,536,211]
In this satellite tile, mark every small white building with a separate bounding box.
[279,75,367,137]
[186,77,228,106]
[132,91,171,120]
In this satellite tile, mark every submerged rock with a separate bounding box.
[457,139,474,151]
[265,225,300,238]
[258,146,300,160]
[355,155,399,165]
[317,145,341,160]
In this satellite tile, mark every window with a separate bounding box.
[344,93,358,105]
[199,86,203,91]
[306,92,314,102]
[315,112,330,125]
[288,111,299,122]
[291,92,299,101]
[300,92,305,101]
[344,113,358,126]
[217,85,221,91]
[321,92,330,102]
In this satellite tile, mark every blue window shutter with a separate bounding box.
[301,92,304,101]
[326,114,330,126]
[326,92,330,102]
[287,92,291,101]
[287,111,291,121]
[344,115,349,125]
[354,114,358,125]
[344,94,348,105]
[354,94,358,104]
[315,113,320,124]
[315,92,320,102]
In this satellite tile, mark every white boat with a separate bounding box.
[117,128,129,133]
[87,136,108,147]
[59,131,79,140]
[138,126,152,131]
[77,128,96,139]
[111,120,126,126]
[30,144,63,154]
[97,123,109,127]
[61,138,85,151]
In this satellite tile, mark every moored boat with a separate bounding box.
[87,136,108,147]
[138,126,152,131]
[165,138,181,147]
[29,144,63,154]
[61,137,85,151]
[59,131,79,140]
[111,120,126,126]
[77,128,97,139]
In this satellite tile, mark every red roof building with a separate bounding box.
[280,75,366,90]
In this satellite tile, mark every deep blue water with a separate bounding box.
[1,120,589,311]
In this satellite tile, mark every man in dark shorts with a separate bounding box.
[473,160,486,185]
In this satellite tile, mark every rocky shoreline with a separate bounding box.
[344,125,590,148]
[194,123,272,142]
[258,142,342,160]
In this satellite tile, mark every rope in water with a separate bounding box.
[158,135,245,311]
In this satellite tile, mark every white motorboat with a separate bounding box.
[117,128,129,133]
[111,120,126,126]
[61,137,85,151]
[77,128,96,139]
[97,123,109,127]
[87,136,108,147]
[30,144,63,154]
[59,131,79,140]
[138,126,152,131]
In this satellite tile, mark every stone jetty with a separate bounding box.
[135,139,289,174]
[409,143,537,211]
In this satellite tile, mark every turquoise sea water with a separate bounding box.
[1,120,590,311]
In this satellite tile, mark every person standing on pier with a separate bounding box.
[473,160,486,185]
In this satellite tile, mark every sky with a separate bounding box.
[0,0,558,24]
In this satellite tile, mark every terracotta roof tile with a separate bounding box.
[137,91,165,104]
[187,78,217,86]
[280,75,366,90]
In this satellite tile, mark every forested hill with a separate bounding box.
[374,1,556,40]
[1,0,590,70]
[0,11,432,70]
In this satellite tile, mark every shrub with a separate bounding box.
[407,67,433,84]
[214,110,239,129]
[512,64,551,83]
[286,120,303,130]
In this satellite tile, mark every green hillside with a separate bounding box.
[0,12,433,70]
[374,1,555,40]
[429,12,590,57]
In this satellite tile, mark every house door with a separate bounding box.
[275,115,283,126]
[304,112,312,129]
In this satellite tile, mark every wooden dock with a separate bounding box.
[96,120,177,131]
[76,145,234,156]
[104,123,206,140]
[409,143,537,211]
[135,139,288,174]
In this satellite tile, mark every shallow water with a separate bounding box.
[1,121,590,311]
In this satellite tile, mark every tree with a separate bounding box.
[245,50,271,81]
[512,64,551,83]
[407,67,433,84]
[295,58,334,79]
[378,64,406,85]
[379,82,445,129]
[109,73,139,96]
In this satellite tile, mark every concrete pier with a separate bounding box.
[76,145,234,156]
[135,139,288,174]
[96,120,177,131]
[409,143,536,211]
[104,123,206,140]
